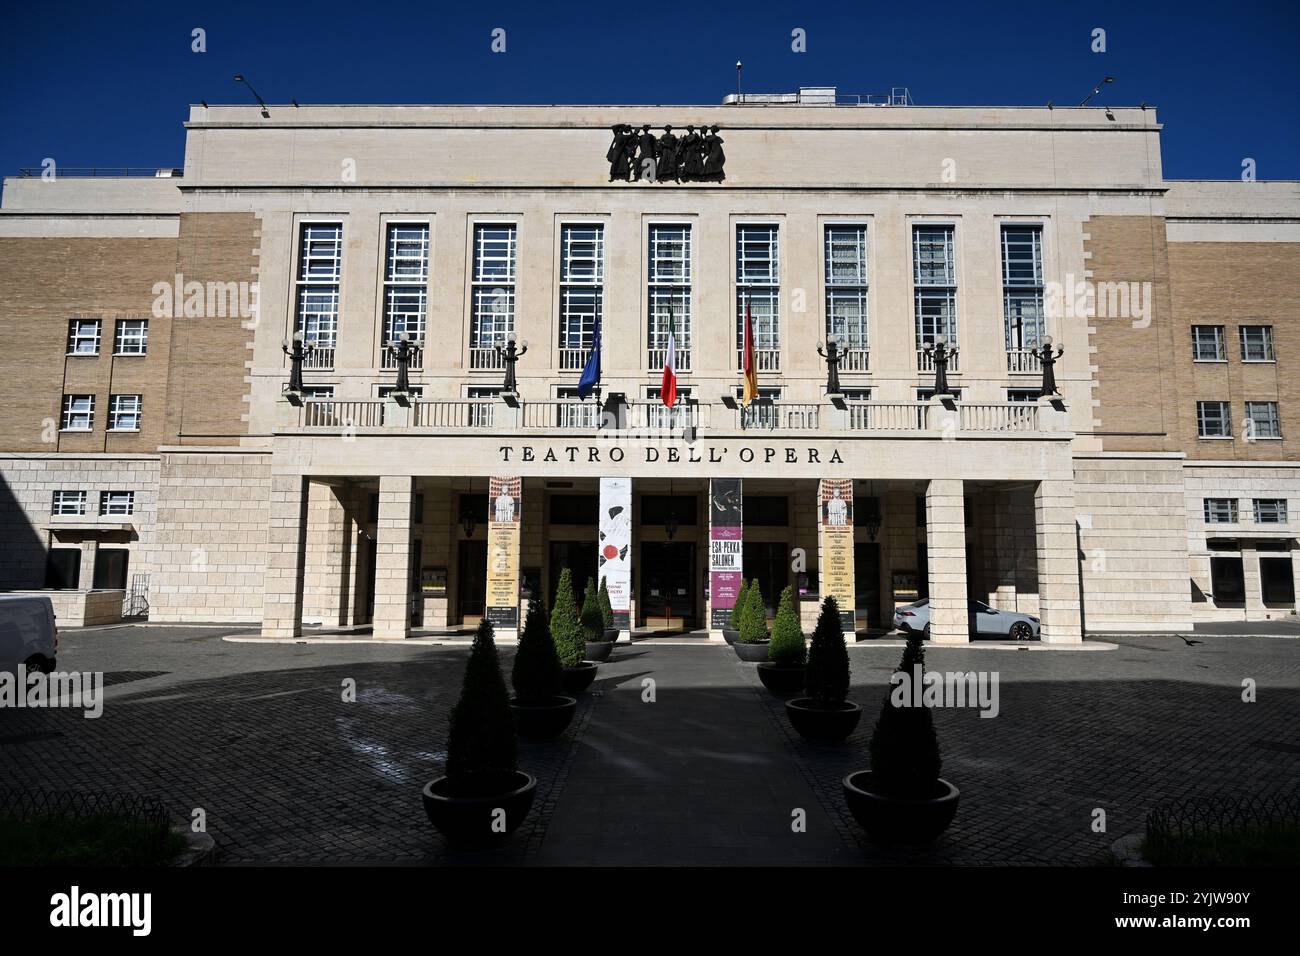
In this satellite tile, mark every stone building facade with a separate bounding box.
[1,90,1296,636]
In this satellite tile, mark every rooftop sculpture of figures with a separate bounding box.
[607,123,726,183]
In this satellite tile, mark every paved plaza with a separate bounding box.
[1,625,1297,865]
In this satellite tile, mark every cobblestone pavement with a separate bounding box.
[1,626,1295,865]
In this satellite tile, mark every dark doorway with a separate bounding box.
[640,541,696,628]
[93,548,129,590]
[1210,555,1245,605]
[744,541,789,614]
[916,543,929,600]
[410,539,422,627]
[855,542,881,628]
[549,540,597,613]
[363,537,378,623]
[1260,556,1295,606]
[44,548,80,590]
[457,539,487,623]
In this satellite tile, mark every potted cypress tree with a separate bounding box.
[509,597,577,741]
[598,576,619,643]
[552,568,597,695]
[732,579,772,662]
[757,586,806,694]
[785,596,862,743]
[843,628,959,844]
[581,577,614,662]
[422,618,537,848]
[721,579,748,645]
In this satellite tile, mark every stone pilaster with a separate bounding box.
[261,474,308,638]
[1241,546,1263,617]
[1035,479,1083,643]
[925,478,968,643]
[373,475,414,640]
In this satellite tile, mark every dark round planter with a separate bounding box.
[842,771,960,846]
[602,628,619,643]
[732,640,771,662]
[561,661,599,696]
[584,640,614,662]
[721,628,741,645]
[422,770,538,849]
[756,662,806,695]
[785,697,862,744]
[509,694,577,742]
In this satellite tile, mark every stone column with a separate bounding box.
[262,474,309,638]
[78,539,99,590]
[925,479,968,643]
[1034,479,1083,643]
[373,475,414,640]
[1241,545,1263,620]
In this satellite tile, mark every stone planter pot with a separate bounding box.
[422,770,538,849]
[602,628,619,643]
[841,771,959,846]
[721,628,741,645]
[584,640,614,662]
[756,662,806,695]
[509,694,578,742]
[561,661,599,696]
[732,640,771,662]
[785,698,862,743]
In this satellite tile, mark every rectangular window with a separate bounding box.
[381,223,429,367]
[1254,498,1288,523]
[913,225,958,364]
[52,490,87,516]
[467,386,500,427]
[734,385,782,429]
[67,318,102,355]
[1210,556,1245,604]
[470,224,517,365]
[293,222,343,366]
[917,387,964,402]
[1007,388,1041,403]
[647,224,692,373]
[377,385,424,399]
[1001,225,1044,352]
[1203,498,1238,523]
[824,225,869,363]
[114,319,149,355]
[301,385,336,399]
[555,387,599,429]
[645,385,696,429]
[1197,401,1231,438]
[1240,325,1275,362]
[99,490,135,516]
[558,224,604,370]
[60,394,95,431]
[736,224,780,371]
[1192,325,1226,361]
[1245,401,1281,438]
[108,394,142,431]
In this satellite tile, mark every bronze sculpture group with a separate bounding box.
[607,124,725,183]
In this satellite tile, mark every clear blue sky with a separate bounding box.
[1,0,1297,183]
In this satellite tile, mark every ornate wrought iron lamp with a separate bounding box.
[496,331,528,395]
[923,334,958,397]
[385,331,421,401]
[816,333,843,396]
[281,330,315,397]
[1036,336,1065,398]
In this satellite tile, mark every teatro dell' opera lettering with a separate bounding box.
[499,443,844,465]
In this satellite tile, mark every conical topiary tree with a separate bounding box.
[768,586,806,666]
[803,595,849,705]
[550,567,585,667]
[598,577,615,631]
[728,579,750,631]
[868,627,941,798]
[511,596,563,704]
[738,579,768,644]
[446,617,517,785]
[579,576,604,642]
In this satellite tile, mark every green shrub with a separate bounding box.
[446,618,518,780]
[511,597,563,704]
[550,567,585,667]
[728,579,750,631]
[738,579,769,644]
[867,628,942,799]
[768,586,806,666]
[598,577,615,630]
[803,596,849,703]
[579,576,604,642]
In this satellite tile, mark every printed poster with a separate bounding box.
[598,477,632,629]
[709,478,743,629]
[485,476,521,629]
[818,478,856,631]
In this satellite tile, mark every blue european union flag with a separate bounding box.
[576,320,601,399]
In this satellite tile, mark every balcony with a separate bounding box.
[736,402,820,431]
[381,349,424,371]
[1006,349,1041,374]
[469,347,505,371]
[558,348,590,371]
[839,347,870,372]
[302,346,335,370]
[916,348,960,373]
[647,348,692,373]
[737,348,781,373]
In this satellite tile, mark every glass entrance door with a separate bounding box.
[640,542,695,629]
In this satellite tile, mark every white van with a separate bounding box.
[0,595,58,675]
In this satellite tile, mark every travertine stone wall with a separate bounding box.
[149,451,271,623]
[1035,479,1083,643]
[925,478,968,642]
[372,475,414,640]
[1073,454,1192,632]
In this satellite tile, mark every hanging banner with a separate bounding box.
[708,478,744,629]
[818,478,856,631]
[485,476,521,629]
[598,477,632,629]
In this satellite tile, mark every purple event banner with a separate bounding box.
[709,478,743,629]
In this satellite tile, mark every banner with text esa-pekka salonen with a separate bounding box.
[598,477,632,630]
[486,476,522,630]
[709,478,743,629]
